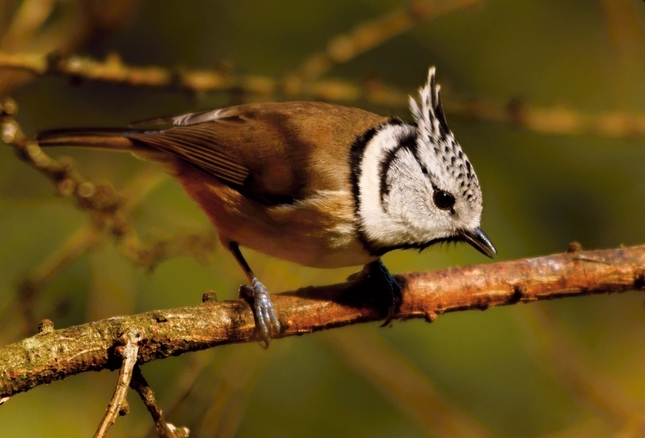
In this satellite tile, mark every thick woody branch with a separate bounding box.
[1,244,643,399]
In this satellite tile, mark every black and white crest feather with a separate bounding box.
[409,67,481,205]
[353,67,485,254]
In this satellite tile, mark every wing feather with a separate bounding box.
[127,123,249,186]
[127,102,386,202]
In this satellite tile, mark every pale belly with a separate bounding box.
[232,192,377,269]
[184,178,377,268]
[250,208,376,268]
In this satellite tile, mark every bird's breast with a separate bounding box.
[264,190,377,268]
[178,171,376,268]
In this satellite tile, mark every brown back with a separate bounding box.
[127,101,387,203]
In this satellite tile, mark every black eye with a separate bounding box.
[433,190,455,210]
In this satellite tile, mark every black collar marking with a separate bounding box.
[378,130,417,204]
[349,117,419,256]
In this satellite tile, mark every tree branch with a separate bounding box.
[1,244,643,399]
[94,329,140,438]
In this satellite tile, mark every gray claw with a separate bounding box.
[240,278,281,346]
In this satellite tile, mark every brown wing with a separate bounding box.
[126,101,387,203]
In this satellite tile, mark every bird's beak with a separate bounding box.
[460,227,497,258]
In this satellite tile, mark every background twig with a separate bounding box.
[94,329,140,438]
[3,51,645,139]
[131,366,189,438]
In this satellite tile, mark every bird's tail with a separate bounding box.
[36,127,142,151]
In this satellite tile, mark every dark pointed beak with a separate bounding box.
[460,227,497,258]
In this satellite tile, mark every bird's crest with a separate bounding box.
[409,67,450,139]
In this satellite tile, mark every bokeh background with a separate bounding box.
[1,0,645,436]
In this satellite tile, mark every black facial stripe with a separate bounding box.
[349,127,378,216]
[369,235,466,257]
[388,127,459,212]
[349,124,380,255]
[378,131,417,204]
[405,136,443,194]
[386,117,405,126]
[349,118,415,256]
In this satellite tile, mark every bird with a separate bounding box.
[35,67,496,345]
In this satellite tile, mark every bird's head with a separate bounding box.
[352,67,496,258]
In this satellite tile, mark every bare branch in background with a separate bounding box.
[287,0,480,81]
[131,366,190,438]
[7,139,212,266]
[0,100,218,339]
[3,52,645,138]
[0,0,134,95]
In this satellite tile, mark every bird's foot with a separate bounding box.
[348,260,402,327]
[239,278,281,348]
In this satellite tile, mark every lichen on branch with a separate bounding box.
[0,244,643,399]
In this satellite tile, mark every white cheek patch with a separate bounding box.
[386,151,455,243]
[357,124,427,247]
[385,152,431,218]
[355,68,487,253]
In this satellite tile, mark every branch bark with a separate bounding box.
[1,244,644,399]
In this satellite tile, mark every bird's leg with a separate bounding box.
[348,259,402,327]
[229,242,281,347]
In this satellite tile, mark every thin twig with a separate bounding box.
[134,353,213,437]
[444,97,645,139]
[0,97,129,220]
[287,0,479,81]
[0,50,398,103]
[94,329,141,438]
[131,366,189,438]
[1,244,644,399]
[0,165,167,341]
[0,0,132,96]
[1,99,215,271]
[0,98,218,343]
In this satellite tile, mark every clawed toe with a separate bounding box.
[240,278,281,346]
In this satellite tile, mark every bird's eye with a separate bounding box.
[433,190,455,210]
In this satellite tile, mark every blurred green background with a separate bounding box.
[1,0,645,436]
